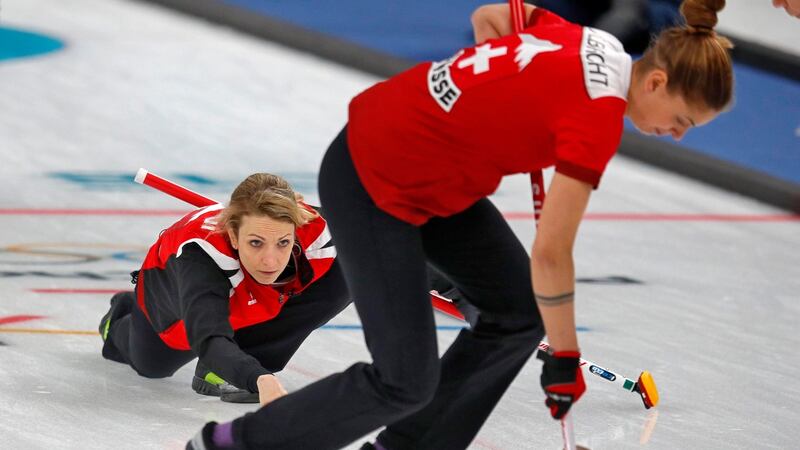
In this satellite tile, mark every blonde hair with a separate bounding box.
[216,173,317,236]
[636,0,734,111]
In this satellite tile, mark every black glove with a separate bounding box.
[537,348,585,419]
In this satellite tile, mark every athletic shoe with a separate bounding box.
[99,291,135,362]
[186,422,220,450]
[192,362,259,403]
[99,291,134,340]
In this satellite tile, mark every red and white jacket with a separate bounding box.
[133,203,336,390]
[348,8,630,225]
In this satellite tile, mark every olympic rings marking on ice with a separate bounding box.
[0,243,147,266]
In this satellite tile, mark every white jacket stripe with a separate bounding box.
[188,204,224,223]
[305,246,337,260]
[177,238,244,287]
[306,223,333,253]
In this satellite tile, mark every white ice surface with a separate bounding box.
[1,1,799,449]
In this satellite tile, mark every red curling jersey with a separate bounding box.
[136,203,336,350]
[348,9,631,225]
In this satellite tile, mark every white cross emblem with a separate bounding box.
[514,34,562,71]
[457,43,508,74]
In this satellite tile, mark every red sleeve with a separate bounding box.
[527,8,570,27]
[552,97,626,189]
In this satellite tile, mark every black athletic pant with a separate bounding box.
[104,262,350,383]
[233,127,544,450]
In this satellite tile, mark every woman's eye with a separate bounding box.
[249,240,262,247]
[278,239,291,247]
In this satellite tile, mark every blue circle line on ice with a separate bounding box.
[322,324,591,332]
[0,27,65,62]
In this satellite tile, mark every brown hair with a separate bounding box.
[216,173,317,236]
[636,0,734,111]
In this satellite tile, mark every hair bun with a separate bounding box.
[680,0,725,31]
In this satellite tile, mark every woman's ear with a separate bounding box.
[227,227,238,249]
[645,69,668,93]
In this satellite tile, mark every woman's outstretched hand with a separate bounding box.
[257,373,288,406]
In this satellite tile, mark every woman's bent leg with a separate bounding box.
[378,198,544,450]
[232,128,441,450]
[109,297,194,379]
